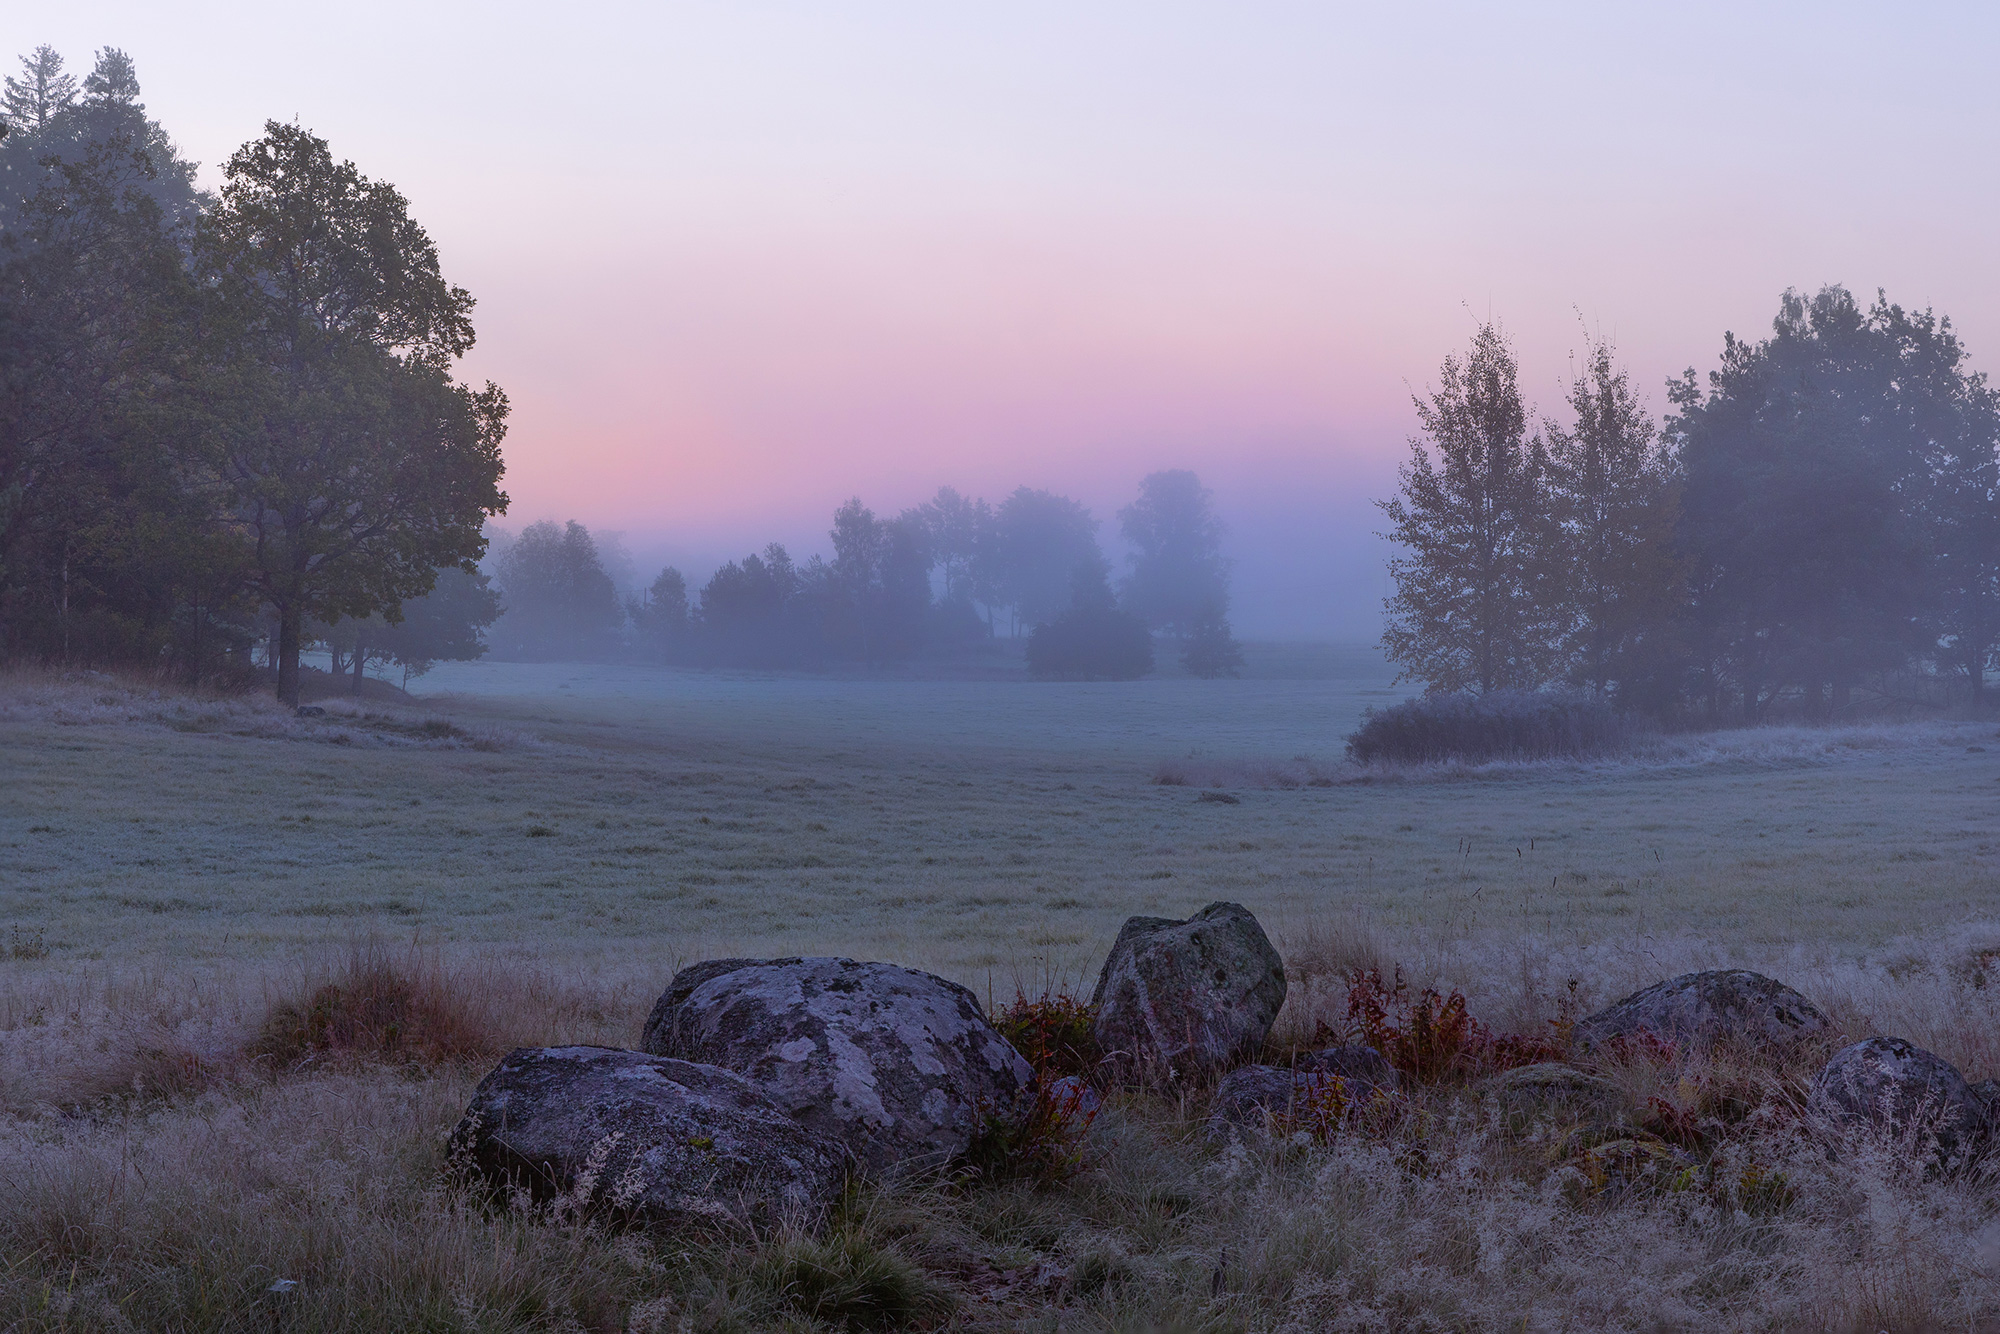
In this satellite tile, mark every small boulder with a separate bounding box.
[1486,1062,1627,1121]
[1089,902,1286,1083]
[1045,1075,1103,1127]
[1293,1044,1400,1087]
[642,957,1036,1173]
[1205,1054,1396,1141]
[450,1046,846,1228]
[1969,1078,2000,1124]
[1573,970,1828,1053]
[1808,1037,1990,1173]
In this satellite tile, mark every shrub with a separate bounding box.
[1345,967,1567,1084]
[993,990,1098,1082]
[251,940,509,1068]
[1345,688,1638,765]
[976,991,1102,1182]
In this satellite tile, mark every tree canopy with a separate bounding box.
[1119,469,1230,637]
[0,49,506,694]
[1381,288,2000,718]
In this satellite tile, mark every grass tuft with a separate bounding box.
[252,940,518,1069]
[747,1228,955,1330]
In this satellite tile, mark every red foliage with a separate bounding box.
[993,990,1100,1081]
[1346,968,1568,1085]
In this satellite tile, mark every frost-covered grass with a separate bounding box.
[7,922,2000,1328]
[5,658,2000,1327]
[0,668,526,751]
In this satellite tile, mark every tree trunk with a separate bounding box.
[277,602,303,706]
[352,641,366,694]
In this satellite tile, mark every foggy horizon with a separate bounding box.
[23,3,2000,643]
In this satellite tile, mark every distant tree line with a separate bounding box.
[1382,288,2000,718]
[491,471,1245,680]
[0,45,507,702]
[0,42,1246,692]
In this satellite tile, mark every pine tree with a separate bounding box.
[2,46,79,130]
[1541,339,1683,697]
[1379,323,1553,693]
[83,48,141,107]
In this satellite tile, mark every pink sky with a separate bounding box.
[29,3,2000,634]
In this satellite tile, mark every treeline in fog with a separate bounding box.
[1384,293,2000,719]
[0,45,506,703]
[0,41,1243,692]
[486,471,1244,679]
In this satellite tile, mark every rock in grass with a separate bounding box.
[1808,1037,1991,1173]
[1486,1062,1627,1120]
[1293,1044,1400,1086]
[1206,1048,1398,1141]
[642,958,1036,1173]
[1045,1074,1103,1123]
[1572,970,1828,1053]
[1088,902,1286,1084]
[450,1046,846,1228]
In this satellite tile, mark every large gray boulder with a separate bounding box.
[449,1046,847,1228]
[1573,970,1828,1053]
[1808,1037,1991,1174]
[641,957,1036,1173]
[1089,902,1286,1084]
[1206,1046,1398,1142]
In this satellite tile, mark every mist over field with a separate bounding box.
[7,9,2000,1331]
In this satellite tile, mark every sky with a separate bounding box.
[21,3,2000,637]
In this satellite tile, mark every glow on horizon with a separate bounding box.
[26,3,2000,633]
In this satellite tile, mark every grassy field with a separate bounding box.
[6,653,2000,1330]
[8,649,1998,988]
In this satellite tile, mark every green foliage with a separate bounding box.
[0,62,507,695]
[1383,291,2000,719]
[1542,339,1685,700]
[1672,286,2000,719]
[198,121,508,703]
[1380,323,1556,694]
[1,45,77,131]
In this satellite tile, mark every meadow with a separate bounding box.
[4,651,2000,1330]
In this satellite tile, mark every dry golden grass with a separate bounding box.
[6,658,2000,1329]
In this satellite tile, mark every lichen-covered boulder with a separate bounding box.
[1573,970,1828,1053]
[449,1046,846,1228]
[1808,1037,1991,1173]
[1205,1051,1396,1142]
[641,957,1036,1173]
[1089,902,1286,1084]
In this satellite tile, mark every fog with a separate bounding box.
[602,466,1393,645]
